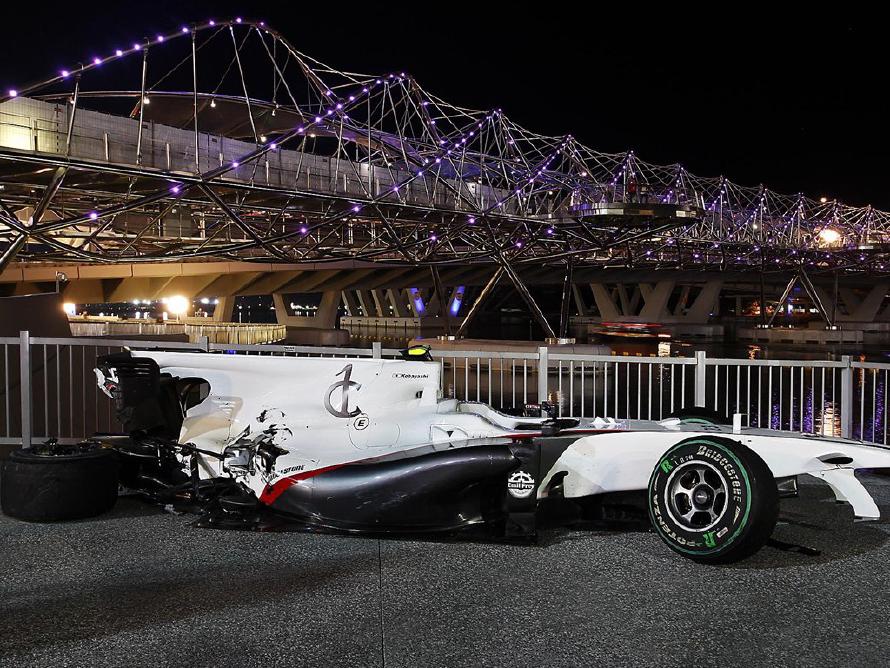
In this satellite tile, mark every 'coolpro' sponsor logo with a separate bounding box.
[391,372,430,379]
[324,364,362,418]
[507,471,536,499]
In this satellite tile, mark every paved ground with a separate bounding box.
[2,475,890,667]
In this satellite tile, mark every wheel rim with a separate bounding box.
[664,460,728,532]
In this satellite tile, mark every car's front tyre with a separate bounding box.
[647,436,778,564]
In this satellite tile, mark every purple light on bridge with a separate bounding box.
[170,185,181,194]
[448,286,465,316]
[89,211,98,220]
[300,226,308,234]
[93,57,101,65]
[352,205,361,212]
[409,288,426,315]
[61,70,69,78]
[115,49,123,57]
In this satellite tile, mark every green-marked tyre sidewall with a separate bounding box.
[648,438,753,558]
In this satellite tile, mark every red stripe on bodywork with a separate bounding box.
[259,463,345,505]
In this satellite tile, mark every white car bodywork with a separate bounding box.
[138,351,890,519]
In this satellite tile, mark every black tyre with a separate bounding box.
[647,436,778,564]
[1,445,119,522]
[667,406,730,426]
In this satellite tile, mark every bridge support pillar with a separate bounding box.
[370,289,387,318]
[616,284,633,317]
[638,280,675,321]
[850,282,889,321]
[673,286,691,316]
[402,289,420,317]
[341,290,362,317]
[590,283,621,320]
[385,288,405,317]
[684,281,723,323]
[354,290,374,317]
[212,295,235,322]
[571,284,589,317]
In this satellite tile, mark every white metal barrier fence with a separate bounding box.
[2,332,884,448]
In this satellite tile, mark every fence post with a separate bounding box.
[537,346,549,415]
[19,330,31,449]
[694,350,707,408]
[372,341,382,359]
[840,355,853,439]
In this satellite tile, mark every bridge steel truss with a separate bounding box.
[0,17,889,284]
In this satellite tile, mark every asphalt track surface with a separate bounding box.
[2,474,890,667]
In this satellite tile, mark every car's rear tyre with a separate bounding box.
[1,445,119,522]
[667,406,730,426]
[647,436,778,564]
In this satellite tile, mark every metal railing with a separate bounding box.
[3,332,886,448]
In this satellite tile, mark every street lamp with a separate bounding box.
[818,228,841,246]
[166,295,189,320]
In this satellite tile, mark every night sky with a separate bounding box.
[3,4,887,207]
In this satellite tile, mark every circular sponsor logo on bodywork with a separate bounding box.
[507,471,535,498]
[352,414,370,430]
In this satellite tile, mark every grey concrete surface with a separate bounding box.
[2,475,890,667]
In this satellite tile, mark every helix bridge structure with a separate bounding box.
[0,18,885,335]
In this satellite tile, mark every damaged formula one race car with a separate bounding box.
[5,348,890,564]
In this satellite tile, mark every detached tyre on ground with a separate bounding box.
[647,436,778,564]
[1,444,119,522]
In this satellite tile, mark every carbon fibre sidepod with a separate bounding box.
[267,442,540,534]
